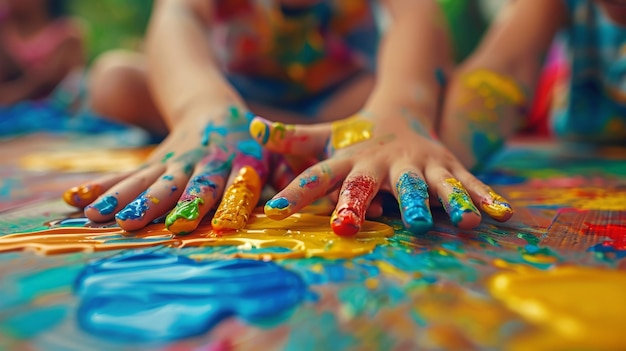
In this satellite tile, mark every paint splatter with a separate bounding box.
[63,184,103,208]
[75,252,308,341]
[265,197,292,219]
[329,116,374,152]
[115,192,150,222]
[480,188,514,221]
[165,197,204,234]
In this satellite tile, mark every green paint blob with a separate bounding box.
[517,232,540,246]
[161,151,175,163]
[165,198,204,230]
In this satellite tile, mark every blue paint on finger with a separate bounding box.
[91,196,118,216]
[396,172,433,233]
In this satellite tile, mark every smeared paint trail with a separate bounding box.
[75,252,308,341]
[0,214,393,258]
[480,188,514,221]
[396,172,432,233]
[442,178,479,226]
[212,166,262,232]
[161,152,174,163]
[299,175,320,189]
[165,197,204,234]
[331,175,376,237]
[90,196,118,216]
[115,192,150,222]
[63,184,103,208]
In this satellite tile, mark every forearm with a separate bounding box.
[365,0,452,130]
[439,0,568,169]
[146,0,243,128]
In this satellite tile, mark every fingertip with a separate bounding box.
[264,197,292,220]
[455,212,482,230]
[165,198,204,234]
[249,116,271,146]
[330,209,361,237]
[480,189,515,222]
[63,184,103,208]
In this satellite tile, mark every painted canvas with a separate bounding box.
[1,134,625,350]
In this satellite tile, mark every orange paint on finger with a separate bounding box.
[63,184,103,208]
[211,166,262,232]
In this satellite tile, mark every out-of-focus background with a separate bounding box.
[67,0,152,62]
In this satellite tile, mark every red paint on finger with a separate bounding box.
[330,175,376,237]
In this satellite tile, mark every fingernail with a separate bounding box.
[265,197,292,219]
[443,178,479,227]
[249,117,271,145]
[63,184,102,207]
[481,188,514,221]
[115,192,150,222]
[165,197,204,234]
[331,208,361,237]
[212,166,261,232]
[89,195,118,215]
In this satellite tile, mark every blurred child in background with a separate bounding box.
[0,0,83,105]
[65,0,514,237]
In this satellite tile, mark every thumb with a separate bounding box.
[249,116,332,157]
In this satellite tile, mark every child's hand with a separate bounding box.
[64,105,271,234]
[249,108,514,236]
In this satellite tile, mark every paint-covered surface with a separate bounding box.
[1,135,626,350]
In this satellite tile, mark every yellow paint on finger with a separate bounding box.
[211,166,262,232]
[63,184,103,208]
[480,188,514,221]
[330,116,374,150]
[489,266,626,350]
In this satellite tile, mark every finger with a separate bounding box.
[391,169,433,234]
[63,171,133,208]
[249,116,331,156]
[210,144,269,232]
[426,168,481,229]
[84,164,166,222]
[165,150,233,234]
[211,166,262,232]
[452,166,514,222]
[264,159,352,220]
[330,170,382,237]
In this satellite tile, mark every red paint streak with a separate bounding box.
[585,223,626,251]
[331,175,376,237]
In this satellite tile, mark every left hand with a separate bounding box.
[249,107,514,236]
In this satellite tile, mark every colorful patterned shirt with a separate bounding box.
[211,0,379,106]
[551,0,626,142]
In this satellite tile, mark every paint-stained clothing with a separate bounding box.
[211,0,379,117]
[550,0,626,141]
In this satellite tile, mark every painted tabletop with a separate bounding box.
[0,134,625,350]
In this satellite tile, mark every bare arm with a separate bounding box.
[440,0,569,169]
[145,0,243,129]
[365,0,453,130]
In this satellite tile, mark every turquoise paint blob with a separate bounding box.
[162,175,174,181]
[91,196,118,215]
[1,305,67,339]
[267,197,290,209]
[115,193,149,221]
[237,139,263,159]
[74,252,308,341]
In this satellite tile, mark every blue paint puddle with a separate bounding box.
[74,252,308,341]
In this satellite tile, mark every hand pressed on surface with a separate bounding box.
[64,105,272,234]
[249,107,514,236]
